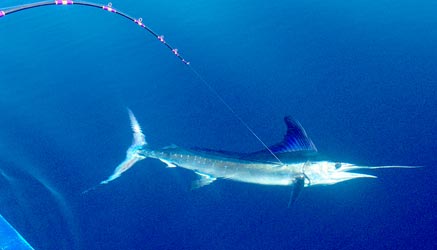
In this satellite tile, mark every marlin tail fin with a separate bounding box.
[100,109,147,184]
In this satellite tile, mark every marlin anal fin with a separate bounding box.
[288,176,305,207]
[160,159,177,168]
[99,109,148,185]
[191,172,216,189]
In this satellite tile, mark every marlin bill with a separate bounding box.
[93,109,418,202]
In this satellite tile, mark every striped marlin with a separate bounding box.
[95,110,417,203]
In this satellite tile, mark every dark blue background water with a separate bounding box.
[1,0,436,249]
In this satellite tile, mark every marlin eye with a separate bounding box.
[335,162,342,169]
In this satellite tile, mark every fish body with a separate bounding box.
[96,110,417,201]
[145,146,304,186]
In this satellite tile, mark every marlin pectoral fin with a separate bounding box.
[191,172,216,190]
[288,177,305,207]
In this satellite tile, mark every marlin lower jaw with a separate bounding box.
[324,163,422,185]
[326,171,377,185]
[309,172,377,186]
[304,162,378,186]
[328,163,377,185]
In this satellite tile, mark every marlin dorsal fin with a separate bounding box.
[243,117,317,161]
[268,116,317,154]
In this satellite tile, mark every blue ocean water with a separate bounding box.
[1,0,436,249]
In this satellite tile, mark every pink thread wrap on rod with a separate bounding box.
[55,0,73,5]
[102,6,116,13]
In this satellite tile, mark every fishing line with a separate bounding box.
[188,66,284,165]
[0,0,283,165]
